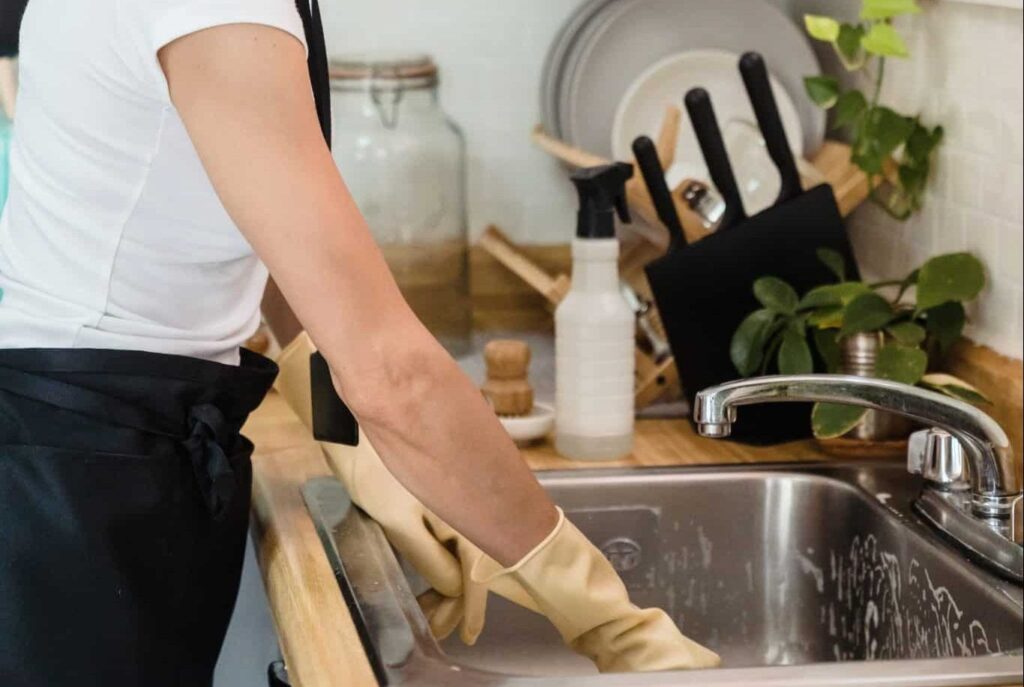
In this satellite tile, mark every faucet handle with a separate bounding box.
[908,428,969,490]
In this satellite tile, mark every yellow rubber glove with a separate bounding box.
[472,509,721,673]
[274,332,536,644]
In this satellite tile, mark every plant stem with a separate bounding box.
[871,56,886,109]
[865,55,903,218]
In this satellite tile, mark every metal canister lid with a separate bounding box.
[329,53,438,91]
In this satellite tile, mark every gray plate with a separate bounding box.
[540,0,619,138]
[559,0,825,159]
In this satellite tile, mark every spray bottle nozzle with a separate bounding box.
[570,162,634,239]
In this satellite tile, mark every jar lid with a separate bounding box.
[329,53,438,90]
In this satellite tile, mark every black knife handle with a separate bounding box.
[631,136,687,249]
[684,88,746,231]
[739,52,802,205]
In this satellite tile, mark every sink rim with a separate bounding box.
[303,460,1024,687]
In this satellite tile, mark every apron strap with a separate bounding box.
[0,365,179,437]
[0,364,242,520]
[291,1,361,447]
[295,0,332,148]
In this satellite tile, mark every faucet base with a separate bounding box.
[914,489,1023,584]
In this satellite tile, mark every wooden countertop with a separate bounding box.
[246,391,1019,687]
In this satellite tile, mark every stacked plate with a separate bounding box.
[541,0,825,166]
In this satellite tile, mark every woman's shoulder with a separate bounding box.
[131,0,308,56]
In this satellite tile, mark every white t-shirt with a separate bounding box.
[0,0,307,364]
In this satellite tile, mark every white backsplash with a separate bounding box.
[845,0,1023,358]
[321,0,583,246]
[322,0,1023,359]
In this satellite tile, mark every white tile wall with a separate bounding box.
[845,0,1024,358]
[321,0,1023,359]
[321,0,586,246]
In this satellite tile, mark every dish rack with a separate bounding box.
[479,115,879,410]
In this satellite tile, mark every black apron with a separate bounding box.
[0,1,333,684]
[0,348,277,685]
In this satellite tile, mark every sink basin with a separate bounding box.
[303,462,1024,686]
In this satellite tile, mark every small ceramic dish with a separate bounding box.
[499,403,556,446]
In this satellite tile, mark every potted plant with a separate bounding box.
[730,249,989,440]
[802,0,943,219]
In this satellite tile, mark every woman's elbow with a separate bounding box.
[337,343,453,431]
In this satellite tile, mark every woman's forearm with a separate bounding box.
[269,205,560,565]
[341,328,560,565]
[161,24,559,566]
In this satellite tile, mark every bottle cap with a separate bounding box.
[570,162,634,239]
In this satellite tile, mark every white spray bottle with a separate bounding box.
[555,162,635,461]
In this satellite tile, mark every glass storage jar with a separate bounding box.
[330,54,471,356]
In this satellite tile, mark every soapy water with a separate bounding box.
[823,534,998,660]
[652,531,1007,664]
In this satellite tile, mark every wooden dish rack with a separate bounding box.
[478,113,876,409]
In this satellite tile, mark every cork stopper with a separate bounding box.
[481,340,534,417]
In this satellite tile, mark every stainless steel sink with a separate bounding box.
[303,462,1024,686]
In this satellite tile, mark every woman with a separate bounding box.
[0,0,718,684]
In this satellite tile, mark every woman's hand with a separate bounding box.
[159,23,558,565]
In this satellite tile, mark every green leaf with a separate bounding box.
[897,162,928,198]
[851,140,886,175]
[886,321,927,345]
[874,343,928,385]
[861,0,922,20]
[754,276,799,315]
[804,76,840,108]
[813,403,869,439]
[809,305,845,329]
[870,107,917,157]
[905,122,943,161]
[861,23,910,58]
[760,328,786,375]
[731,309,778,377]
[833,90,868,130]
[924,301,966,355]
[813,328,843,372]
[835,24,867,69]
[816,248,847,282]
[916,252,986,311]
[896,268,920,300]
[841,292,896,336]
[778,324,814,374]
[799,282,871,310]
[852,107,912,174]
[804,14,841,42]
[919,373,990,405]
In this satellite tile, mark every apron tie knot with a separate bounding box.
[184,403,235,519]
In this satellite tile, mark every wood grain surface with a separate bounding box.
[946,340,1024,483]
[247,393,380,687]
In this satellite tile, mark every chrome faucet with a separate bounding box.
[694,374,1023,582]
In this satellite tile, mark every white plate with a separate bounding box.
[611,50,804,215]
[560,0,824,160]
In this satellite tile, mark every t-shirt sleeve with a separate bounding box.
[146,0,307,54]
[123,0,308,101]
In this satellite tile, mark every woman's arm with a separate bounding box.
[160,24,558,566]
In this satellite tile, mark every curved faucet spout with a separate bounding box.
[694,375,1019,518]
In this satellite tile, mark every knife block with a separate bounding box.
[646,183,859,445]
